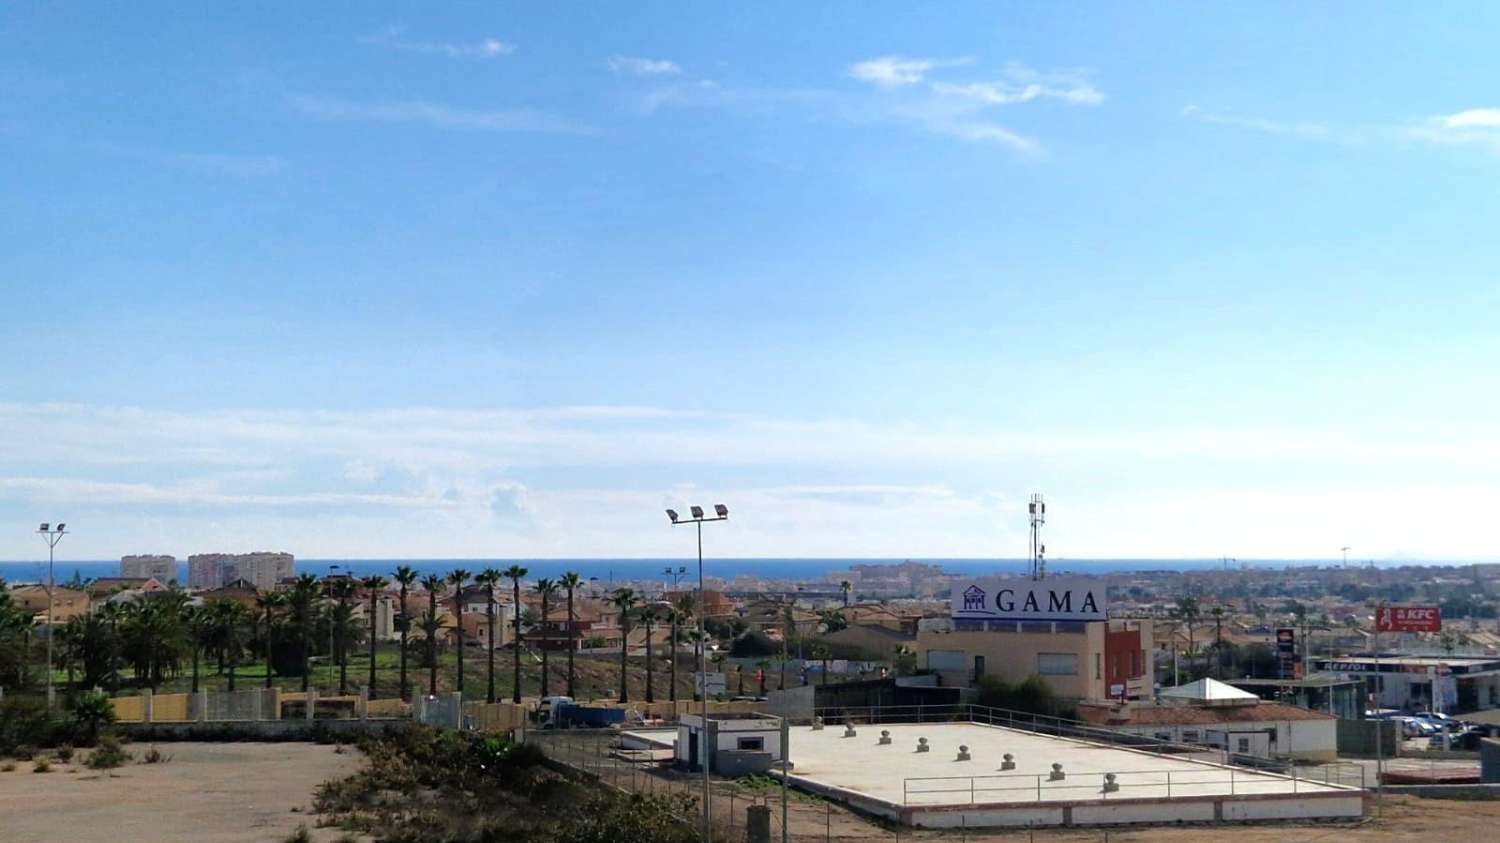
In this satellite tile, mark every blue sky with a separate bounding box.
[4,3,1500,561]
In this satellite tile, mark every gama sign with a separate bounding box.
[951,577,1108,622]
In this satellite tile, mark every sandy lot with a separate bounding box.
[0,742,360,843]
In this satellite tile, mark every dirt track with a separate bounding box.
[0,742,359,843]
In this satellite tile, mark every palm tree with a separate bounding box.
[289,574,319,691]
[421,574,444,695]
[393,565,418,700]
[534,578,558,698]
[185,606,213,694]
[502,565,529,704]
[639,605,660,703]
[209,600,247,692]
[611,588,638,703]
[446,569,471,697]
[840,580,852,608]
[665,604,684,704]
[1209,604,1227,678]
[362,575,388,697]
[330,579,358,695]
[475,569,502,703]
[1172,595,1202,676]
[559,572,583,698]
[254,592,284,689]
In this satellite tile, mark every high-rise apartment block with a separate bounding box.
[120,554,178,584]
[187,552,295,590]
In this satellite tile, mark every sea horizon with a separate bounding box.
[0,555,1464,587]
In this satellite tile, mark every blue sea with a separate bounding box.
[0,557,1371,586]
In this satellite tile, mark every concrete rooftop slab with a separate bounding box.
[783,722,1349,807]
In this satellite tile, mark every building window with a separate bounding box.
[1237,737,1251,753]
[1182,730,1200,742]
[1038,653,1078,676]
[736,736,764,751]
[1095,653,1102,679]
[927,650,967,671]
[1154,731,1171,741]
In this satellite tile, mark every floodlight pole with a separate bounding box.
[668,506,728,843]
[37,523,67,709]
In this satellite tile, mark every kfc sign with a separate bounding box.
[1376,605,1441,633]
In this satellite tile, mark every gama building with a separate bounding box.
[913,577,1154,702]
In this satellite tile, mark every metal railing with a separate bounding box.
[813,702,1226,761]
[902,763,1366,806]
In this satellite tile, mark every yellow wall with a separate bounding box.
[111,695,145,722]
[152,693,191,722]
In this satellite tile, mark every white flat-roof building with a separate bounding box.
[1315,655,1500,712]
[678,713,785,776]
[777,720,1362,828]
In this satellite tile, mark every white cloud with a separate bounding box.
[1408,108,1500,154]
[847,56,953,87]
[607,55,680,76]
[933,63,1104,106]
[7,403,1500,559]
[359,27,513,59]
[638,58,1094,157]
[1439,108,1500,129]
[289,95,590,135]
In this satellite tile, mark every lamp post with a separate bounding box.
[36,522,67,709]
[667,503,728,843]
[664,564,687,591]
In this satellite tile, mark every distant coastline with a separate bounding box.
[0,556,1413,585]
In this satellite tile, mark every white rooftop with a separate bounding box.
[1159,677,1261,706]
[783,722,1347,808]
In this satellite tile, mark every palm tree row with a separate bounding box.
[4,565,683,706]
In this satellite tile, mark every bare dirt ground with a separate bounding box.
[0,742,360,843]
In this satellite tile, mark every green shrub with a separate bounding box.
[70,691,116,746]
[87,734,129,769]
[141,745,170,764]
[282,826,312,843]
[0,761,15,772]
[55,744,74,763]
[12,744,36,761]
[32,757,51,773]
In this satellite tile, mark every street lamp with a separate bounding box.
[37,522,67,709]
[666,503,728,843]
[664,564,687,591]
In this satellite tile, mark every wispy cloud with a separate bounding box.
[91,143,284,177]
[607,55,680,76]
[630,58,1100,157]
[932,63,1103,106]
[847,59,1103,155]
[289,95,590,135]
[359,26,513,59]
[1181,105,1332,140]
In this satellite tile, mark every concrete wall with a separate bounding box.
[714,749,777,776]
[1482,737,1500,783]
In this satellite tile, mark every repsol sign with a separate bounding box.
[951,577,1108,622]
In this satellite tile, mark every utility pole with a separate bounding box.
[37,523,67,709]
[1028,494,1046,580]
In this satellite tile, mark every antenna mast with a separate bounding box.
[1028,493,1046,580]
